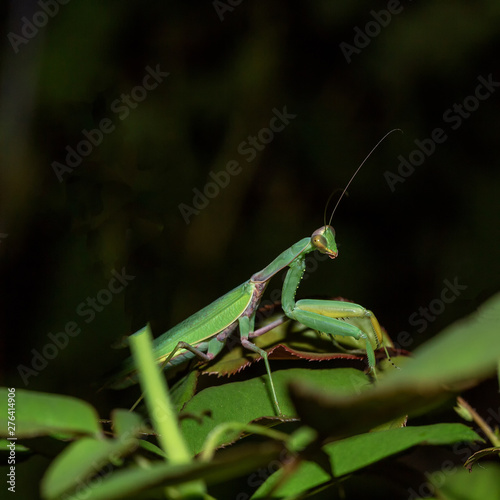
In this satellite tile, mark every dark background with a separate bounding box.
[1,0,499,495]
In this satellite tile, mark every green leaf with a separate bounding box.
[181,368,369,455]
[0,388,101,439]
[432,462,500,500]
[383,292,500,389]
[289,374,450,439]
[0,439,30,453]
[128,325,206,498]
[59,441,282,500]
[111,408,145,437]
[41,436,139,499]
[128,325,193,463]
[251,460,330,500]
[138,439,168,459]
[252,424,481,498]
[169,370,199,412]
[328,423,481,477]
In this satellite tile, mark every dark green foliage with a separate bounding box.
[2,294,499,499]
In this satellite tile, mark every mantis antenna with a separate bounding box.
[324,128,403,227]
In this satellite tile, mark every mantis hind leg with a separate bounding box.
[239,316,283,416]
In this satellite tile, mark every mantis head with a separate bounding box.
[311,226,338,259]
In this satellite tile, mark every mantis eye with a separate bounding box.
[312,234,328,252]
[311,226,337,257]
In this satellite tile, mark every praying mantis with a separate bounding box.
[107,130,400,416]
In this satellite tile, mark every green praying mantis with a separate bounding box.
[107,130,400,416]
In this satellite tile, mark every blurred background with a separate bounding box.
[1,0,500,490]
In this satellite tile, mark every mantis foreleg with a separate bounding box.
[282,256,383,375]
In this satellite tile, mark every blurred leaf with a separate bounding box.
[370,413,408,431]
[432,462,500,500]
[252,424,481,498]
[328,423,481,477]
[0,438,30,453]
[59,441,282,500]
[381,292,500,389]
[41,436,139,500]
[138,439,168,459]
[0,388,101,439]
[128,325,207,498]
[289,373,451,440]
[251,459,329,500]
[453,401,474,422]
[111,408,145,437]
